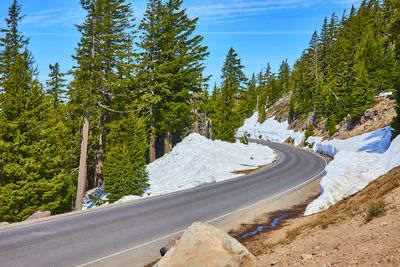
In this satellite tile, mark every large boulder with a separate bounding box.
[154,222,256,267]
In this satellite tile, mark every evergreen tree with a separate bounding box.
[0,0,75,221]
[390,0,400,138]
[158,0,209,152]
[290,54,314,118]
[256,63,270,123]
[211,48,246,142]
[46,62,66,107]
[349,26,374,121]
[136,0,209,159]
[277,59,291,94]
[70,0,144,209]
[103,114,149,203]
[240,73,257,118]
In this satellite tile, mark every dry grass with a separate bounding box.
[286,227,300,241]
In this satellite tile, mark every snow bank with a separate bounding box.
[82,185,109,210]
[236,112,304,146]
[310,126,392,157]
[146,133,276,196]
[82,133,276,209]
[305,128,398,215]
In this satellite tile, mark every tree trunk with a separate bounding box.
[75,115,90,211]
[208,119,213,139]
[150,118,157,162]
[150,136,156,163]
[193,120,199,134]
[164,131,173,153]
[94,129,105,188]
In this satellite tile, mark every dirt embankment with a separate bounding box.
[263,94,396,141]
[238,166,400,266]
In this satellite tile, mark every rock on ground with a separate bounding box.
[154,222,257,267]
[26,210,51,221]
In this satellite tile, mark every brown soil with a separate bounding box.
[242,166,400,266]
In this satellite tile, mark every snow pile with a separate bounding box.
[146,133,276,196]
[378,91,393,97]
[305,127,398,215]
[310,126,392,157]
[82,185,109,210]
[82,133,276,209]
[236,112,304,146]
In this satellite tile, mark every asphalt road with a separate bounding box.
[0,140,326,267]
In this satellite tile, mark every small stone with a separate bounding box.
[381,233,389,237]
[300,254,314,260]
[26,210,51,221]
[271,260,279,266]
[380,222,388,227]
[370,226,375,230]
[319,251,328,257]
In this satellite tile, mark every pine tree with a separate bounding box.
[256,63,270,123]
[290,54,313,118]
[136,0,209,159]
[390,0,400,138]
[211,47,247,142]
[46,62,66,107]
[277,59,291,94]
[0,0,75,222]
[70,0,142,209]
[349,26,374,121]
[136,0,165,163]
[103,114,149,203]
[241,73,257,118]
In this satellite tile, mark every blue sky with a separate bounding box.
[0,0,362,89]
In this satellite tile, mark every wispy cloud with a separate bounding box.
[25,32,80,37]
[186,0,362,23]
[22,7,85,28]
[202,31,312,35]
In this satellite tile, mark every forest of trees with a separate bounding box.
[0,0,399,222]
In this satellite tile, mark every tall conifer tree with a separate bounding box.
[46,62,66,107]
[0,0,74,221]
[136,0,208,160]
[211,48,246,142]
[70,0,145,209]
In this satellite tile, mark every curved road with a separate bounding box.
[0,141,326,267]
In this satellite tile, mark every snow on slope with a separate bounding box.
[309,126,392,157]
[82,133,276,209]
[305,127,398,215]
[236,111,304,146]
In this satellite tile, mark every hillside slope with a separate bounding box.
[245,166,400,266]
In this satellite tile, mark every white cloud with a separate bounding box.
[22,7,85,28]
[202,31,312,35]
[186,0,362,22]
